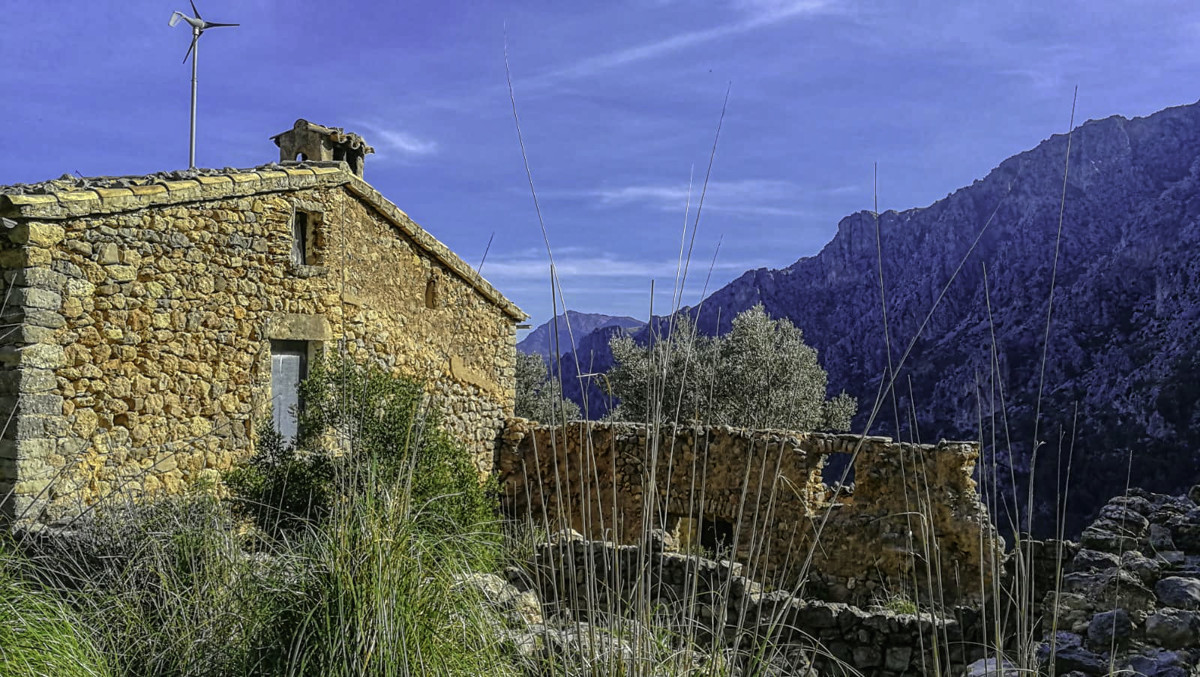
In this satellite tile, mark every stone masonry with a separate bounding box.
[0,141,525,522]
[498,420,1002,606]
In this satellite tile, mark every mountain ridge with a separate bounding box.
[553,99,1200,533]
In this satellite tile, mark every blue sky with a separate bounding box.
[2,1,1198,329]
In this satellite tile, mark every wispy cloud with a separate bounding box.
[523,0,835,87]
[352,121,437,160]
[482,250,767,281]
[541,179,856,218]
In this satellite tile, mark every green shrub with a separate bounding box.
[607,304,856,431]
[0,556,111,677]
[226,421,335,536]
[298,356,498,534]
[515,351,581,424]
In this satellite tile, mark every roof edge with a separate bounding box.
[0,162,527,322]
[341,176,527,322]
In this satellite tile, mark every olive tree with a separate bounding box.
[606,304,855,431]
[514,351,581,424]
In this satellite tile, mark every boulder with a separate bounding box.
[1167,510,1200,553]
[1156,576,1200,610]
[1145,609,1200,650]
[1150,524,1177,552]
[453,572,544,627]
[1038,632,1109,675]
[1071,548,1120,573]
[1062,568,1156,620]
[1126,648,1199,677]
[1121,550,1163,585]
[1087,608,1132,652]
[960,657,1020,676]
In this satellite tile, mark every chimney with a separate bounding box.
[271,119,375,178]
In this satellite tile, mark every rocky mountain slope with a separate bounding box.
[557,100,1200,534]
[517,311,645,360]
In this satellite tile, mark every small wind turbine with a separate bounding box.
[169,0,238,169]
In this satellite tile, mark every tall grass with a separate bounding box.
[0,561,112,677]
[285,463,517,677]
[501,38,1097,675]
[0,361,520,677]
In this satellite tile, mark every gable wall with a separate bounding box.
[0,181,516,521]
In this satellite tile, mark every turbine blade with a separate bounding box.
[182,35,197,64]
[204,22,239,28]
[190,0,201,19]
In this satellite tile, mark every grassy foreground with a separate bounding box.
[0,359,522,677]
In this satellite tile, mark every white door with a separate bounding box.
[271,341,308,443]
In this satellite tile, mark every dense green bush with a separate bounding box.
[229,355,498,537]
[225,422,335,535]
[607,304,856,431]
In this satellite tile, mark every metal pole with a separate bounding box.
[189,27,199,169]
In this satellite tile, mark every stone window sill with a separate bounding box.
[290,264,328,279]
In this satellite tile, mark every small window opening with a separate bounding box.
[425,278,438,309]
[270,340,309,444]
[291,211,309,266]
[698,516,735,557]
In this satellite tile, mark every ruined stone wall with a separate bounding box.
[530,534,989,676]
[0,165,520,521]
[498,420,1002,606]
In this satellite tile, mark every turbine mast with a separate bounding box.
[189,24,199,169]
[168,2,238,170]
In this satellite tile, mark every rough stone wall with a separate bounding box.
[531,534,988,676]
[0,164,520,521]
[498,420,1002,606]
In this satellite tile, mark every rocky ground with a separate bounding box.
[472,486,1200,675]
[1031,486,1200,676]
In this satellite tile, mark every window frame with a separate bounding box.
[288,201,325,271]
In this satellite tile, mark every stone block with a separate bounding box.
[8,344,67,369]
[1,414,54,440]
[96,243,120,265]
[106,265,137,283]
[9,222,65,247]
[10,287,61,310]
[0,248,28,268]
[266,312,332,341]
[5,267,67,291]
[1156,577,1200,610]
[884,646,913,672]
[0,437,57,461]
[0,325,56,346]
[23,309,66,329]
[21,394,64,416]
[13,368,55,394]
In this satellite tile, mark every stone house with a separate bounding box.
[0,120,526,522]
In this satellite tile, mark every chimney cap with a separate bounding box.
[271,119,374,177]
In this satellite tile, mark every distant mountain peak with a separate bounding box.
[517,311,645,360]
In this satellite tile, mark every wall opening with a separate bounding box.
[290,209,323,267]
[291,211,309,266]
[425,278,438,309]
[698,515,735,557]
[270,340,309,443]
